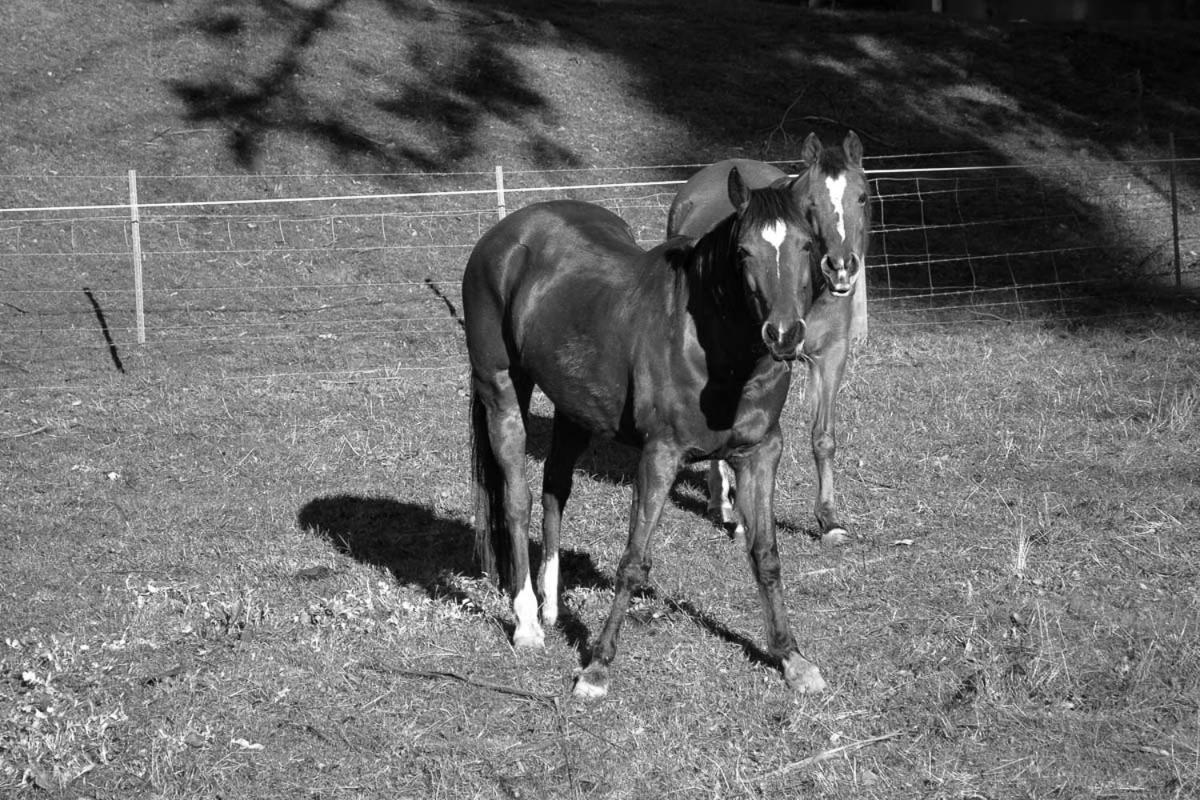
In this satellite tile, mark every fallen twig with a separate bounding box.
[759,730,902,782]
[3,424,50,439]
[391,667,558,703]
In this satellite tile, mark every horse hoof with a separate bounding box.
[731,523,747,550]
[512,625,545,649]
[782,653,827,694]
[821,527,849,548]
[708,504,738,528]
[572,666,609,700]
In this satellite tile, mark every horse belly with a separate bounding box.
[521,331,630,439]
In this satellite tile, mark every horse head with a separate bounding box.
[726,167,814,361]
[798,131,871,298]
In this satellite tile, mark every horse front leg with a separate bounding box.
[574,440,680,700]
[810,336,850,546]
[733,429,827,693]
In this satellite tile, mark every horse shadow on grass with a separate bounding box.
[296,493,776,671]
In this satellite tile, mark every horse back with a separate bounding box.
[667,159,790,238]
[463,200,645,316]
[463,200,673,439]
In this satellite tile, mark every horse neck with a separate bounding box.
[683,217,765,369]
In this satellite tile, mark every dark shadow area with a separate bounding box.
[297,493,608,649]
[82,287,125,374]
[296,493,776,669]
[168,1,1200,319]
[523,410,726,524]
[172,0,579,173]
[297,494,476,583]
[657,594,775,671]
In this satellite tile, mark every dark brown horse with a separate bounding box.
[463,169,827,699]
[668,132,871,545]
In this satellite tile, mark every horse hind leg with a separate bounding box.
[539,412,590,629]
[705,460,742,537]
[473,368,543,648]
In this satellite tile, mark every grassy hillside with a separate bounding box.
[6,0,1200,177]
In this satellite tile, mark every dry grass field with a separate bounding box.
[3,1,1199,798]
[3,318,1198,798]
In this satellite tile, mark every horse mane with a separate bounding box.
[742,182,806,228]
[660,235,695,267]
[813,143,850,179]
[687,184,805,320]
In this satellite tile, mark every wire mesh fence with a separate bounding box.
[1,155,1197,388]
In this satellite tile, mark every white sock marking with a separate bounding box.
[825,175,847,241]
[540,554,559,626]
[513,574,543,647]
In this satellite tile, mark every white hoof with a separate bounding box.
[731,522,747,550]
[821,527,849,548]
[512,624,545,649]
[783,653,827,694]
[512,576,543,648]
[572,666,609,700]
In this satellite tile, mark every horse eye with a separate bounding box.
[857,193,867,205]
[802,241,813,252]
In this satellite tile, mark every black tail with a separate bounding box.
[471,390,514,591]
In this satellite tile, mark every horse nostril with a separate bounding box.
[762,320,805,357]
[784,319,806,350]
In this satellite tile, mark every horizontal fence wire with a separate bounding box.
[1,157,1198,387]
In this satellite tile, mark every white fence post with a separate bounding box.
[1169,131,1182,289]
[129,169,146,344]
[495,165,507,220]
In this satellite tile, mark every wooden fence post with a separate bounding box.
[495,165,507,220]
[1169,131,1182,289]
[129,169,146,344]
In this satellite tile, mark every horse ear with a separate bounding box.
[801,132,822,167]
[727,167,751,215]
[843,131,864,168]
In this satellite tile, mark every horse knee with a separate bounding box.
[617,553,652,589]
[812,431,836,461]
[747,546,783,585]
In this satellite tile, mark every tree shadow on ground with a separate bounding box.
[168,0,1200,323]
[296,492,776,669]
[172,0,578,173]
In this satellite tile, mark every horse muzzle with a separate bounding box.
[821,253,860,297]
[761,319,805,361]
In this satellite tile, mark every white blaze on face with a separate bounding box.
[825,175,848,242]
[761,219,787,276]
